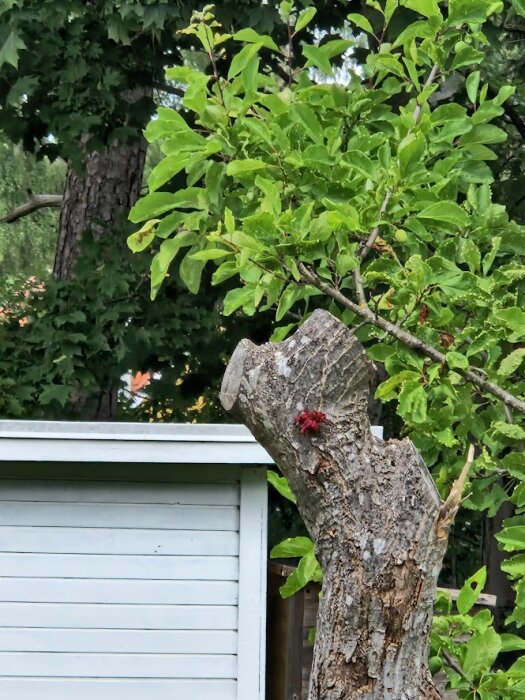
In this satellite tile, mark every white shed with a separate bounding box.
[0,421,272,700]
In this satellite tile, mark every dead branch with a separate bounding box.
[0,194,63,224]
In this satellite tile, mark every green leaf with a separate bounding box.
[497,526,525,551]
[448,0,496,25]
[228,42,262,79]
[271,536,314,558]
[463,628,501,679]
[40,385,71,407]
[375,370,419,400]
[459,124,508,146]
[401,0,442,17]
[347,13,374,33]
[267,471,296,503]
[270,323,297,342]
[291,103,324,143]
[222,286,254,315]
[493,421,525,441]
[147,154,190,192]
[295,6,317,32]
[190,248,230,261]
[398,379,428,423]
[492,85,516,106]
[127,219,161,253]
[150,232,198,300]
[450,41,485,69]
[417,202,468,227]
[398,132,425,175]
[233,28,280,52]
[466,71,481,104]
[226,159,269,177]
[446,351,469,370]
[278,549,322,597]
[493,308,525,338]
[129,190,202,223]
[276,284,303,322]
[179,252,205,294]
[500,634,525,652]
[457,567,487,614]
[302,44,332,75]
[0,30,26,69]
[497,348,525,378]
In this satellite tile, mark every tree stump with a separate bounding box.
[221,309,449,700]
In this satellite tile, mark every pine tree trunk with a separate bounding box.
[221,309,450,700]
[53,136,147,280]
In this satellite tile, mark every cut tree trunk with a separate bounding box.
[221,309,451,700]
[53,135,147,280]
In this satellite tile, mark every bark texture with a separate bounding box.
[54,136,147,280]
[221,309,449,700]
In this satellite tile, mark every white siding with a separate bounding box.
[0,472,244,700]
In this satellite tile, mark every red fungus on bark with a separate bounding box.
[294,410,327,434]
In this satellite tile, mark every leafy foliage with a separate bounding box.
[130,0,525,692]
[0,232,272,421]
[0,0,349,165]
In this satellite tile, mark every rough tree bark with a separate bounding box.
[221,309,453,700]
[53,136,147,280]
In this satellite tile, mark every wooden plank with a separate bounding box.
[0,502,239,531]
[0,553,239,580]
[0,421,255,442]
[0,438,270,464]
[0,480,240,506]
[237,468,267,700]
[0,526,239,555]
[0,463,241,483]
[0,678,236,700]
[0,603,238,629]
[0,628,238,654]
[0,652,237,678]
[0,578,238,605]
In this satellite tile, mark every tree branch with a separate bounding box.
[0,194,63,224]
[413,63,439,124]
[298,263,525,416]
[358,190,392,260]
[152,82,185,98]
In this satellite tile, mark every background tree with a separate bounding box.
[0,0,353,418]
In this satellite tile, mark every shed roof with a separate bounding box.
[0,421,382,465]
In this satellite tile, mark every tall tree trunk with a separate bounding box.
[53,136,147,280]
[221,309,451,700]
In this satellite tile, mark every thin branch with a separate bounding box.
[352,268,368,307]
[442,650,472,686]
[358,190,392,260]
[413,63,439,124]
[0,194,63,224]
[503,24,525,33]
[298,263,525,416]
[152,81,185,98]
